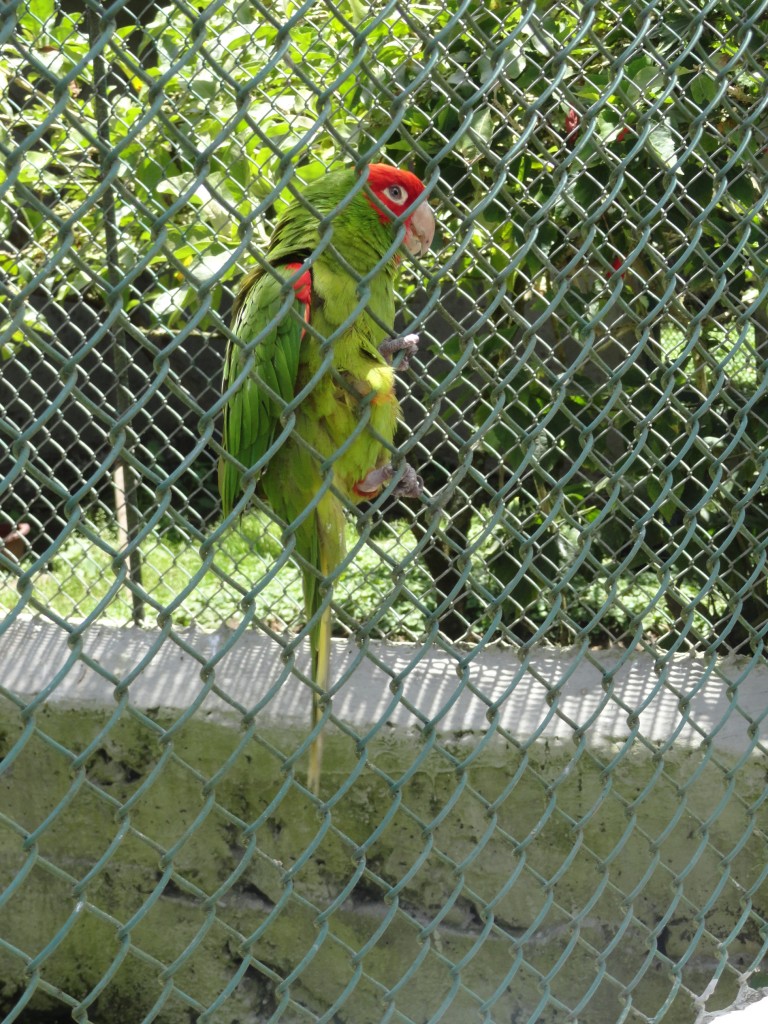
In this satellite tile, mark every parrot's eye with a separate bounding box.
[385,184,407,204]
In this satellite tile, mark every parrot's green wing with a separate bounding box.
[218,264,310,517]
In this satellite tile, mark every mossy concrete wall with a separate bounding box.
[1,619,767,1023]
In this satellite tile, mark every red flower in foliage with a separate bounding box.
[565,107,580,148]
[606,256,625,280]
[616,126,631,143]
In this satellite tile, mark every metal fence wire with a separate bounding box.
[2,0,768,1020]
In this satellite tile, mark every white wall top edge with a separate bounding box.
[2,617,766,754]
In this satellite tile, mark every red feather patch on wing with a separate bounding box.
[283,262,312,337]
[283,262,312,307]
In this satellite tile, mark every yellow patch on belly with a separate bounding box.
[372,389,396,406]
[366,363,395,397]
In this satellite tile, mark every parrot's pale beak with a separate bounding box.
[405,200,436,256]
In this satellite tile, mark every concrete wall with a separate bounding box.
[1,618,767,1023]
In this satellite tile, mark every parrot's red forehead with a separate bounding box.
[360,163,435,257]
[363,163,427,223]
[365,163,426,199]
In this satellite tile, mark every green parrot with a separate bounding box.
[218,163,435,793]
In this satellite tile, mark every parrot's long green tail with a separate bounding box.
[303,495,345,796]
[307,557,332,796]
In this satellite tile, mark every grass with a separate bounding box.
[1,512,435,640]
[2,505,720,648]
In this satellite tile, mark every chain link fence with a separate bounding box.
[2,0,768,1021]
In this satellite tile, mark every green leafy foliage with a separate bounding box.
[3,0,768,651]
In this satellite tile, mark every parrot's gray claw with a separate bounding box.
[379,332,419,371]
[392,463,423,499]
[354,461,423,500]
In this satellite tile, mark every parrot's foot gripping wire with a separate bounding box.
[378,332,419,370]
[355,462,423,499]
[392,463,423,498]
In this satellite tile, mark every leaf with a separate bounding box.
[18,0,55,38]
[29,0,55,20]
[152,288,189,324]
[188,74,219,101]
[457,108,495,157]
[646,121,679,172]
[571,174,603,213]
[503,45,527,80]
[185,251,234,285]
[17,149,52,184]
[728,174,760,210]
[689,72,719,110]
[631,65,666,98]
[345,0,367,23]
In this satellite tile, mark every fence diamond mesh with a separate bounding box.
[1,0,768,1022]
